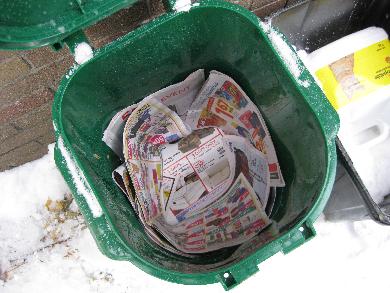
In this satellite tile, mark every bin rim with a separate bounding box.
[52,0,339,289]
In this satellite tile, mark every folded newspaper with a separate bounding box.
[104,69,285,254]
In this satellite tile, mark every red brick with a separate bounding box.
[22,46,71,69]
[150,0,166,16]
[41,56,74,90]
[0,88,53,124]
[11,101,52,130]
[36,130,55,146]
[84,0,164,49]
[0,123,19,142]
[85,2,149,48]
[0,119,52,156]
[0,56,73,110]
[0,71,48,110]
[0,1,163,170]
[0,141,47,172]
[0,56,31,86]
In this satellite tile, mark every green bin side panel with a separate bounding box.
[0,0,138,50]
[52,0,339,289]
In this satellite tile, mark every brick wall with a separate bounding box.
[0,0,299,171]
[0,1,164,171]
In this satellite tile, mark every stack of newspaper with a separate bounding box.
[103,70,285,255]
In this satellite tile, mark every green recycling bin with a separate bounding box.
[3,0,339,290]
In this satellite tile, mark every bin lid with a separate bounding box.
[0,0,138,50]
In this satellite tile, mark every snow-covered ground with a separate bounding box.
[1,145,389,293]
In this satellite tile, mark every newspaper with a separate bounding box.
[112,164,199,257]
[160,127,235,224]
[186,70,285,187]
[112,163,137,212]
[155,174,271,253]
[225,135,270,206]
[102,69,284,255]
[103,105,138,158]
[102,69,204,158]
[145,69,205,119]
[123,99,191,224]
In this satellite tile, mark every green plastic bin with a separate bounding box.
[3,0,340,289]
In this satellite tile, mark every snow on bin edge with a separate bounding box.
[57,136,103,218]
[259,20,311,88]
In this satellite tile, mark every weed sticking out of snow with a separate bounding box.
[0,146,83,283]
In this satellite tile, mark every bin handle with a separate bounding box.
[336,138,390,225]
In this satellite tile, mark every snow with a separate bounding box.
[260,20,311,88]
[1,146,389,292]
[298,79,310,88]
[174,0,199,12]
[350,141,390,203]
[57,137,102,218]
[0,145,68,220]
[74,42,93,65]
[65,64,79,79]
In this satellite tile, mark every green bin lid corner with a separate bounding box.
[0,0,139,50]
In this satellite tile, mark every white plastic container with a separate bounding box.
[308,27,388,72]
[305,27,390,203]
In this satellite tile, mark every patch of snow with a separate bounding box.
[0,144,69,221]
[259,20,311,88]
[298,79,310,88]
[349,142,390,204]
[0,144,70,270]
[74,42,93,65]
[297,50,312,74]
[267,29,301,78]
[57,137,103,218]
[174,0,196,12]
[52,121,58,132]
[65,64,79,79]
[1,147,390,292]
